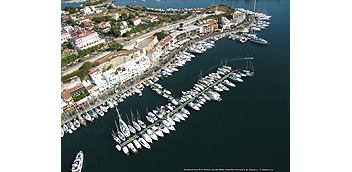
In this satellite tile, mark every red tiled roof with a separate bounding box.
[147,48,157,54]
[89,69,100,75]
[61,83,85,100]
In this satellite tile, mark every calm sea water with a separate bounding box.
[61,0,290,171]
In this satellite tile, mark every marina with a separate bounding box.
[61,0,289,171]
[113,62,254,153]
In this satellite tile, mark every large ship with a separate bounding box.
[250,36,268,44]
[71,150,83,172]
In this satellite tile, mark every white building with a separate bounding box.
[97,22,111,32]
[131,17,141,26]
[120,21,128,29]
[232,11,246,25]
[80,6,93,14]
[116,66,132,83]
[61,31,71,44]
[70,30,105,50]
[62,25,73,32]
[146,35,175,63]
[139,15,158,24]
[102,68,121,88]
[76,17,91,25]
[136,55,151,73]
[221,17,231,29]
[120,27,132,36]
[89,69,109,93]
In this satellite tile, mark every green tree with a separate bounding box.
[64,6,77,14]
[121,13,128,20]
[154,31,167,40]
[109,42,123,50]
[81,61,93,70]
[67,16,77,25]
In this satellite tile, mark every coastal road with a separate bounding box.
[61,51,111,76]
[114,13,205,47]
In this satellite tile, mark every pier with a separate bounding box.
[119,69,236,147]
[146,81,182,105]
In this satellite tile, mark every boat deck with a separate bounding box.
[119,69,236,147]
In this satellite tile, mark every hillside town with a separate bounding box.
[61,2,253,121]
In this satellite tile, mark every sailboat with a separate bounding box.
[131,109,141,131]
[136,110,146,129]
[116,108,130,138]
[111,129,121,144]
[126,113,136,135]
[115,120,126,141]
[77,114,87,127]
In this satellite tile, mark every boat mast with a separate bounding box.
[114,120,119,132]
[250,60,255,74]
[126,113,131,125]
[136,110,140,120]
[198,70,202,81]
[246,56,249,71]
[254,0,256,12]
[130,109,135,121]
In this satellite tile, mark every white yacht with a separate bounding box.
[133,139,142,149]
[71,151,83,172]
[115,144,122,151]
[159,125,170,134]
[142,133,153,143]
[99,105,108,113]
[111,129,121,144]
[73,118,80,129]
[122,146,129,155]
[127,142,138,154]
[166,116,175,126]
[171,114,180,123]
[88,110,98,119]
[138,119,146,129]
[138,137,151,149]
[229,75,244,82]
[151,126,164,137]
[61,127,64,137]
[107,101,114,108]
[187,102,200,111]
[147,112,158,121]
[147,129,158,141]
[146,116,155,123]
[67,121,76,131]
[63,124,69,133]
[95,108,104,117]
[222,79,236,87]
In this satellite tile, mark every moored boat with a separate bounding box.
[71,151,83,172]
[138,137,151,149]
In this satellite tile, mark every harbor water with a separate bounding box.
[61,0,290,171]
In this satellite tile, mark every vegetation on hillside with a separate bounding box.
[154,31,167,40]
